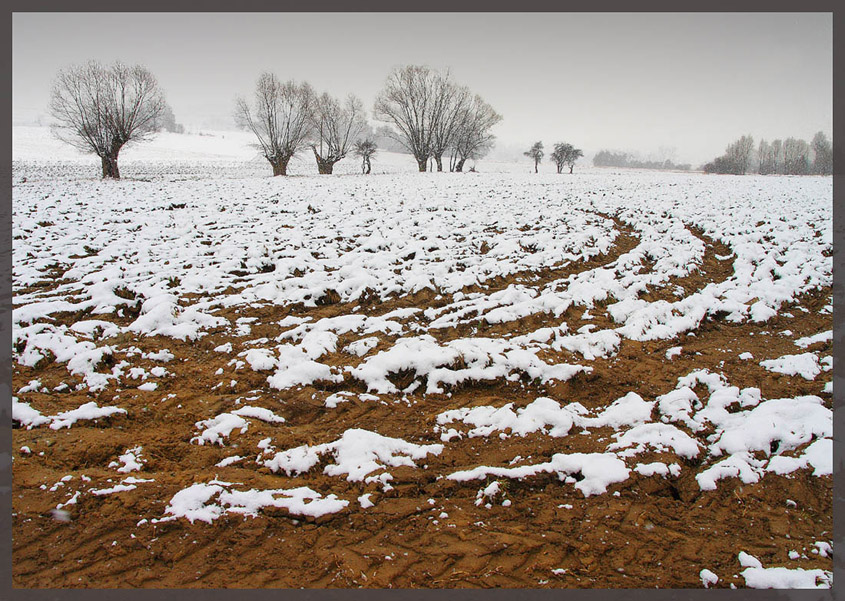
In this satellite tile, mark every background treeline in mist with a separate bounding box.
[592,150,691,171]
[703,132,832,176]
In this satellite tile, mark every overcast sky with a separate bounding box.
[12,12,832,165]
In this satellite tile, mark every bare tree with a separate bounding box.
[811,131,832,175]
[448,94,502,172]
[159,103,185,134]
[50,60,166,179]
[374,65,440,172]
[354,140,377,174]
[783,137,810,175]
[724,134,754,175]
[551,142,584,174]
[524,141,544,173]
[235,73,314,176]
[310,93,367,174]
[758,139,775,175]
[428,75,471,172]
[770,139,784,174]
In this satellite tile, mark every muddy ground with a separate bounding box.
[12,218,832,588]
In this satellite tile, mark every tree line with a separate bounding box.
[48,60,502,179]
[593,150,691,171]
[703,132,832,176]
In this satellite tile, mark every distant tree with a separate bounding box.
[374,65,440,172]
[524,141,544,173]
[448,94,502,172]
[703,135,754,174]
[725,135,754,175]
[49,60,166,179]
[235,73,314,176]
[703,155,737,174]
[593,150,629,167]
[551,142,583,174]
[783,137,810,175]
[160,104,185,134]
[811,131,832,175]
[593,149,690,171]
[758,139,776,175]
[354,139,377,174]
[371,124,410,153]
[310,92,367,174]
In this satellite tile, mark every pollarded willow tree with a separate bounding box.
[428,74,471,172]
[235,73,314,176]
[310,92,367,174]
[374,65,440,172]
[449,94,502,172]
[374,64,501,173]
[50,60,167,179]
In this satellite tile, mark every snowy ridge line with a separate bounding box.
[434,368,830,495]
[13,397,126,430]
[161,480,349,524]
[260,428,443,491]
[13,174,620,325]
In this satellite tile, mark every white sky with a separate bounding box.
[12,12,832,165]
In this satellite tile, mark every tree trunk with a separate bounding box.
[534,160,539,174]
[365,158,372,174]
[569,165,574,174]
[434,155,443,172]
[416,156,428,172]
[455,158,466,172]
[556,164,562,174]
[313,148,335,174]
[101,154,120,179]
[270,156,291,176]
[316,158,334,174]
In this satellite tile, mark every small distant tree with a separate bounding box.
[160,104,185,134]
[235,73,314,176]
[783,137,810,175]
[524,141,544,173]
[354,140,377,174]
[758,139,775,175]
[310,92,367,174]
[551,142,584,174]
[811,131,832,175]
[725,134,754,175]
[49,60,167,179]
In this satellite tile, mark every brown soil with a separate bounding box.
[12,216,832,589]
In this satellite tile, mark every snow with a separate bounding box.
[738,553,831,589]
[449,452,630,497]
[263,429,444,486]
[10,127,834,580]
[760,353,821,380]
[46,402,126,430]
[699,568,719,588]
[164,481,349,523]
[109,446,145,473]
[794,330,832,348]
[437,397,579,439]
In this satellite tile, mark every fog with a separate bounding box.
[13,12,832,166]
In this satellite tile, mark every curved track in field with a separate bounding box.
[13,206,832,589]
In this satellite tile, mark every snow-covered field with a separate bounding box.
[12,127,833,589]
